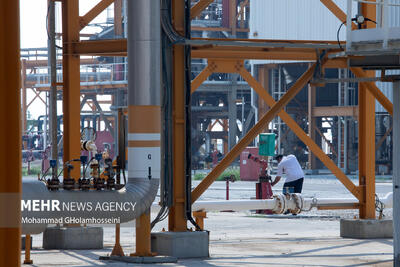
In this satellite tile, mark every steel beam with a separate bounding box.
[257,66,270,133]
[377,125,393,150]
[73,39,127,56]
[70,39,349,66]
[169,0,188,232]
[358,2,376,219]
[191,26,249,32]
[191,0,214,19]
[229,0,237,36]
[308,84,317,169]
[62,0,81,179]
[25,58,98,68]
[293,97,338,158]
[131,211,152,257]
[79,0,114,30]
[192,64,316,202]
[312,106,359,117]
[228,74,238,149]
[351,67,393,116]
[114,0,123,37]
[320,0,357,29]
[91,97,115,138]
[0,0,21,264]
[358,79,376,219]
[191,66,213,93]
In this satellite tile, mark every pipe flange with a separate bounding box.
[273,194,286,214]
[291,193,303,214]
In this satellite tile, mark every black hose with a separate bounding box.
[337,21,346,51]
[337,17,377,51]
[151,0,174,228]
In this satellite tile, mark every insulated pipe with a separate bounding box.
[22,178,159,235]
[127,0,161,187]
[150,193,394,213]
[127,0,161,256]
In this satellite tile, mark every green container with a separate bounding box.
[259,133,276,156]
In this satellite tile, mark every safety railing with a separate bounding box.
[347,0,400,51]
[26,60,252,90]
[28,62,128,88]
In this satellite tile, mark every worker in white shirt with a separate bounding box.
[271,154,304,193]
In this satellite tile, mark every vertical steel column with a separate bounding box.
[62,0,81,179]
[169,0,188,232]
[257,66,269,133]
[0,1,21,265]
[344,70,349,173]
[133,210,152,256]
[114,0,123,37]
[48,0,58,163]
[229,0,237,36]
[393,81,400,266]
[24,235,33,264]
[22,59,27,133]
[127,0,161,254]
[277,67,282,153]
[228,74,238,150]
[338,70,342,168]
[308,84,317,170]
[223,120,228,153]
[358,2,376,219]
[358,82,376,219]
[112,1,123,250]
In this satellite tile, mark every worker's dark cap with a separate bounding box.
[274,154,283,161]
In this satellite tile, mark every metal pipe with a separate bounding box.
[128,1,160,106]
[48,0,58,166]
[44,92,48,149]
[346,0,353,51]
[22,178,159,235]
[150,193,393,213]
[127,0,160,255]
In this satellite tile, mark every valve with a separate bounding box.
[47,159,60,191]
[63,163,76,190]
[103,158,115,190]
[92,153,105,190]
[80,155,88,178]
[78,155,90,191]
[78,177,91,191]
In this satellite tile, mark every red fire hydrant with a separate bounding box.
[248,153,273,214]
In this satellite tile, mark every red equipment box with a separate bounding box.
[240,147,262,181]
